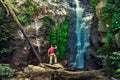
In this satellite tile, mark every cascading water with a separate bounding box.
[67,0,93,69]
[34,18,40,53]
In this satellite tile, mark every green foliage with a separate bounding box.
[97,52,120,77]
[98,0,120,56]
[97,1,120,78]
[110,13,120,32]
[46,17,69,60]
[107,0,120,7]
[117,68,120,73]
[0,24,14,54]
[44,14,55,27]
[44,18,51,27]
[0,47,14,54]
[24,0,39,16]
[4,0,19,12]
[89,0,100,8]
[116,68,120,78]
[0,24,13,41]
[17,15,27,25]
[17,0,39,24]
[100,2,120,33]
[97,33,115,53]
[46,26,57,45]
[104,33,115,46]
[99,3,114,26]
[56,19,69,59]
[116,68,120,79]
[0,6,15,55]
[0,64,16,76]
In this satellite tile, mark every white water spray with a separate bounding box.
[68,0,93,69]
[34,19,40,53]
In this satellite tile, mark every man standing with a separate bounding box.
[48,45,57,64]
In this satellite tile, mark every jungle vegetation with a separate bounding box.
[0,0,120,79]
[90,0,120,78]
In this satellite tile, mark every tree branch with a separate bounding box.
[0,0,9,16]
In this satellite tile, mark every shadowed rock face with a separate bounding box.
[9,20,50,68]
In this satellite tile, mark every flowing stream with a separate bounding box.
[67,0,93,69]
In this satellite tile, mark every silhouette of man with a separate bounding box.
[48,45,57,64]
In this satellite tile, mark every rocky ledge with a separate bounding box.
[1,63,117,80]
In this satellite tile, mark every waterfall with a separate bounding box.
[34,19,40,53]
[74,0,85,69]
[67,0,93,69]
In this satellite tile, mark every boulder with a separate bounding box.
[43,63,64,69]
[24,65,46,73]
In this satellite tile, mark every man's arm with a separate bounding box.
[54,45,57,49]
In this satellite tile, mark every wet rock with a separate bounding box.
[43,63,64,69]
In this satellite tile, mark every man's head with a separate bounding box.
[51,45,53,47]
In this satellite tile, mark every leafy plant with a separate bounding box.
[97,1,120,78]
[17,0,39,24]
[100,2,120,33]
[0,4,15,58]
[0,25,14,55]
[44,14,56,27]
[97,52,120,78]
[24,0,38,16]
[3,0,19,12]
[116,68,120,78]
[0,47,14,54]
[104,33,115,46]
[17,15,27,25]
[117,68,120,72]
[110,13,120,32]
[0,64,16,76]
[90,0,100,8]
[97,32,115,53]
[46,26,57,45]
[56,19,69,59]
